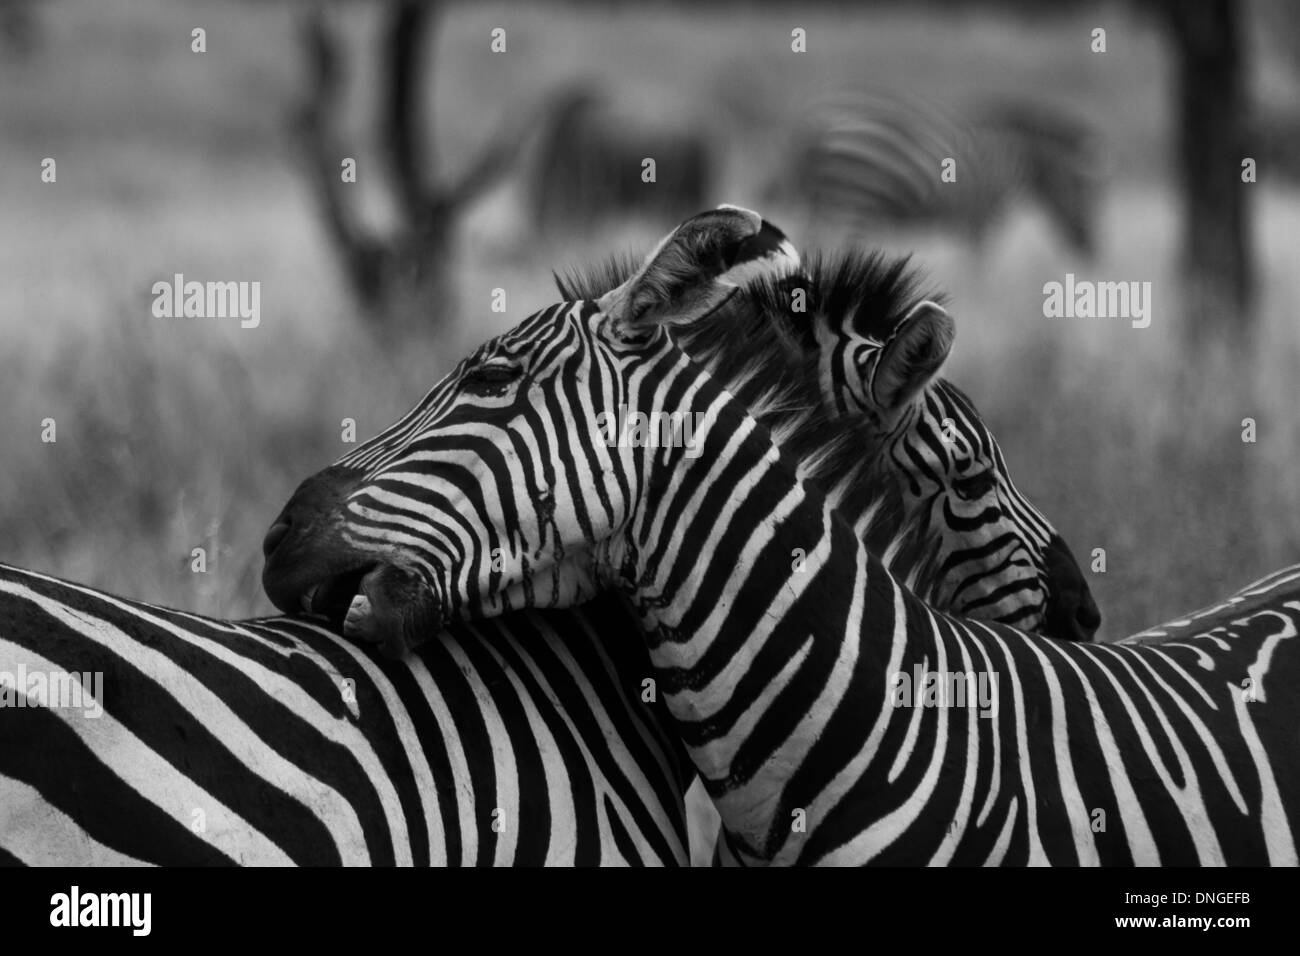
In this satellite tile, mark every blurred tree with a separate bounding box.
[0,0,39,58]
[1158,0,1254,336]
[294,0,555,333]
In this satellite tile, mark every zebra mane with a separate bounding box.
[718,248,962,584]
[555,246,945,351]
[553,252,645,303]
[740,249,952,575]
[739,247,947,348]
[554,245,944,525]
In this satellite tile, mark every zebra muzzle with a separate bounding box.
[299,564,376,623]
[331,563,441,658]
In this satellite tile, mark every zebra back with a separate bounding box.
[0,566,690,865]
[1118,562,1300,647]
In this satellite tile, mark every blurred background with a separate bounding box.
[0,3,1296,648]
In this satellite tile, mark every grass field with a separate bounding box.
[1,0,1297,864]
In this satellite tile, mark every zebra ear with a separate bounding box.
[870,301,954,415]
[597,205,798,338]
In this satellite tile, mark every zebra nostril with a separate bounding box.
[263,520,291,559]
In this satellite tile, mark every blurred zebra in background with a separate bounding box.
[527,85,712,234]
[773,88,1104,254]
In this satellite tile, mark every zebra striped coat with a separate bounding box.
[263,207,1298,865]
[0,567,689,866]
[554,241,1099,641]
[3,216,1095,867]
[1119,563,1300,649]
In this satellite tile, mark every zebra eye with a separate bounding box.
[462,362,522,395]
[952,470,997,501]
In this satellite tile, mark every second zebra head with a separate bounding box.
[555,244,1100,642]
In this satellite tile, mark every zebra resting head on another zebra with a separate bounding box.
[260,206,1300,864]
[263,223,1098,647]
[550,244,1099,642]
[263,210,1099,647]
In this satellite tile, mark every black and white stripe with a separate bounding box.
[1119,563,1300,648]
[0,566,690,866]
[779,89,1101,253]
[4,217,1089,866]
[556,244,1099,640]
[264,208,1297,865]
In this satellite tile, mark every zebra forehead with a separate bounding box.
[499,302,575,346]
[931,381,994,443]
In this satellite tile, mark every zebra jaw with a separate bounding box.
[291,561,443,658]
[336,563,441,659]
[296,564,373,622]
[343,593,375,640]
[297,583,373,635]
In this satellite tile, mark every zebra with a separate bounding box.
[553,246,1099,641]
[263,207,1298,865]
[2,217,1094,868]
[1119,563,1300,648]
[0,221,1086,868]
[0,564,693,865]
[775,88,1103,254]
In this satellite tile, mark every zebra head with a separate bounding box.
[262,205,804,657]
[561,249,1099,641]
[799,269,1100,641]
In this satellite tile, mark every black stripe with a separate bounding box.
[0,692,235,865]
[0,846,28,867]
[2,581,366,865]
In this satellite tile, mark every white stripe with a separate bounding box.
[0,581,380,864]
[438,638,520,865]
[1231,684,1298,865]
[0,633,298,865]
[0,774,154,867]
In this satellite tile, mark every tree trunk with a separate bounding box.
[294,0,553,337]
[1162,0,1254,337]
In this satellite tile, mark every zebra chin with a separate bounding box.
[263,555,447,659]
[261,464,450,657]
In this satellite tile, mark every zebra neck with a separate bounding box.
[617,396,906,858]
[849,406,936,597]
[598,364,1300,863]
